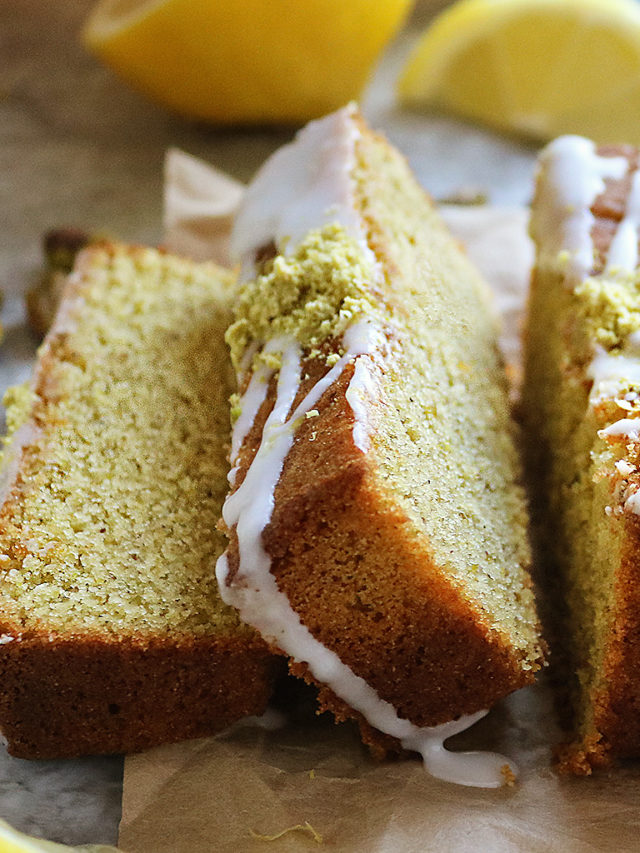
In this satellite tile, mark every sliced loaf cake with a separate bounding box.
[0,242,277,758]
[218,106,544,788]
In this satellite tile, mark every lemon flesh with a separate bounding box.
[83,0,412,124]
[398,0,640,145]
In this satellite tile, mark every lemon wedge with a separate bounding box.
[83,0,412,124]
[398,0,640,144]
[0,818,120,853]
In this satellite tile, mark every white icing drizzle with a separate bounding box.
[531,136,628,282]
[589,337,640,404]
[592,338,640,515]
[231,104,376,281]
[227,360,271,488]
[625,491,640,514]
[616,459,636,477]
[600,418,640,440]
[345,357,378,454]
[217,322,514,788]
[606,169,640,272]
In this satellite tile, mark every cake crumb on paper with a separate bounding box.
[501,763,516,787]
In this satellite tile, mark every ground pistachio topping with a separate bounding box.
[575,269,640,350]
[225,224,381,371]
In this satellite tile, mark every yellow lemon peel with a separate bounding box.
[399,0,640,145]
[83,0,412,124]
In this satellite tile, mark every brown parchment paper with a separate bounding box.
[119,152,640,853]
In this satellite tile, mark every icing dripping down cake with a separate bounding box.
[524,136,640,774]
[217,105,544,788]
[0,243,277,758]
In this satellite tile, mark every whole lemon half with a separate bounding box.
[83,0,412,124]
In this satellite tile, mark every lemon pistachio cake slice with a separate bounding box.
[217,105,544,788]
[0,243,277,758]
[524,136,640,773]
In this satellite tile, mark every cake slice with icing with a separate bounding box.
[218,105,544,788]
[524,136,640,773]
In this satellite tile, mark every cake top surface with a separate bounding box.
[228,105,387,370]
[231,103,370,281]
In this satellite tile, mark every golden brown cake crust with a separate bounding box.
[0,629,277,759]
